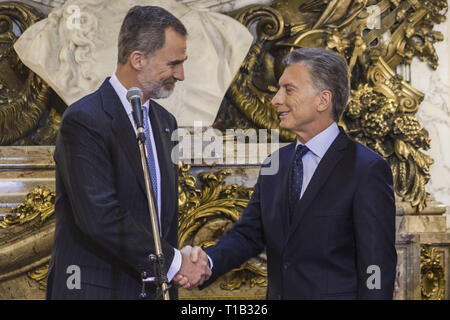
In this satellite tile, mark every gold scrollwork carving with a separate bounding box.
[234,4,285,41]
[27,263,49,290]
[217,0,447,211]
[342,80,433,211]
[421,245,445,300]
[0,185,55,229]
[178,163,267,290]
[225,5,295,141]
[0,2,56,145]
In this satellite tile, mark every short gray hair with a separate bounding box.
[282,48,350,122]
[118,6,187,65]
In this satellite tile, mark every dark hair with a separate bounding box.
[117,6,187,65]
[282,48,350,122]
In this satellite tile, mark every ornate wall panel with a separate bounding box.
[420,245,446,300]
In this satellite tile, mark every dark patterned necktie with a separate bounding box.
[289,144,309,221]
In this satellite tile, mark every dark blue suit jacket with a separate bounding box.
[47,79,179,299]
[204,129,397,299]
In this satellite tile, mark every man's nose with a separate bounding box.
[174,64,185,81]
[271,90,283,107]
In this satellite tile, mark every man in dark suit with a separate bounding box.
[47,6,210,300]
[186,47,397,299]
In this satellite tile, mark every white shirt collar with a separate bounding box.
[296,122,340,158]
[109,72,149,115]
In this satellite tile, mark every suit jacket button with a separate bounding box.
[284,262,290,269]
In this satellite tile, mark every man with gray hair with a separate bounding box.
[48,6,210,300]
[186,47,397,299]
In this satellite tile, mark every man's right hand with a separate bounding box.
[173,245,211,290]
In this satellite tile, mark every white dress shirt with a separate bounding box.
[295,122,340,199]
[109,73,181,282]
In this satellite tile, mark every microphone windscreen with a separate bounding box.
[126,87,143,102]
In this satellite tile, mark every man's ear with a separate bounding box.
[128,50,146,71]
[317,90,332,113]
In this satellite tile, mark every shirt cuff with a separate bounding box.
[207,255,213,270]
[167,248,182,282]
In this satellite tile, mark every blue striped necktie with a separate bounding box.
[142,106,158,204]
[289,144,309,221]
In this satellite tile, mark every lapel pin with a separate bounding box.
[165,128,171,133]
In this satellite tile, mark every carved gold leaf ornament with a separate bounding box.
[342,82,433,211]
[420,245,445,300]
[0,186,55,229]
[27,263,49,290]
[178,163,267,290]
[220,0,447,211]
[178,163,250,247]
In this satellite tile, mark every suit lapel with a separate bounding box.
[287,130,349,239]
[100,79,147,195]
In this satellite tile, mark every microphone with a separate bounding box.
[126,87,145,140]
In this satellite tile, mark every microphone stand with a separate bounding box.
[135,118,171,301]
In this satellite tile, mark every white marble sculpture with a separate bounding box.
[177,0,271,12]
[14,0,253,126]
[27,0,272,11]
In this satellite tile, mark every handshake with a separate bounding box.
[173,245,212,290]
